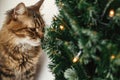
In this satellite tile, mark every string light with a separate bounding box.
[109,9,115,17]
[73,57,79,63]
[110,55,115,60]
[60,25,65,30]
[73,50,82,63]
[59,2,64,8]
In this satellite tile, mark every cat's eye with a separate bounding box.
[29,28,36,31]
[33,12,37,18]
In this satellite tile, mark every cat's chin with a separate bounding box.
[28,41,40,46]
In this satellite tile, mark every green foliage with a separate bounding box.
[42,0,120,80]
[64,68,79,80]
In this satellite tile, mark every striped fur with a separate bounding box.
[0,0,45,80]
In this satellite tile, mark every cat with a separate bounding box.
[0,0,45,80]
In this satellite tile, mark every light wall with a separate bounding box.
[0,0,59,80]
[0,0,59,27]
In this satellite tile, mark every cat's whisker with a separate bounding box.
[0,0,45,80]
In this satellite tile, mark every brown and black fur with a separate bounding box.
[0,0,45,80]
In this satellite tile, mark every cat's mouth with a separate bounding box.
[29,41,41,46]
[15,37,41,46]
[25,38,41,46]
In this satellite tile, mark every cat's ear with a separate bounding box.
[32,0,44,11]
[14,3,27,15]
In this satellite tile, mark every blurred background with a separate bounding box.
[0,0,59,80]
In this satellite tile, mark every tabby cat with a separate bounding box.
[0,0,45,80]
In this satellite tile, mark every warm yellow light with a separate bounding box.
[59,2,64,8]
[73,57,79,63]
[60,25,65,30]
[73,50,82,63]
[109,10,115,17]
[111,55,115,60]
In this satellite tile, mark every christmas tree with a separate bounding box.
[42,0,120,80]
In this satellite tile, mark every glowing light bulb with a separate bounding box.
[109,9,115,17]
[72,50,82,63]
[111,55,115,60]
[60,25,65,30]
[73,57,79,63]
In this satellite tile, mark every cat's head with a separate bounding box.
[4,0,45,46]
